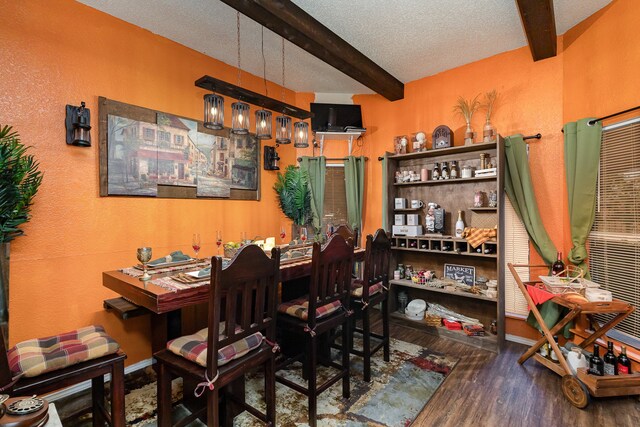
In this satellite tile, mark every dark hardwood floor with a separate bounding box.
[369,313,640,427]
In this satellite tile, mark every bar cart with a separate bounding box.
[507,263,640,408]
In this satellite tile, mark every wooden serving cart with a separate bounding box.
[508,263,640,408]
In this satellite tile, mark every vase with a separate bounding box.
[483,119,496,143]
[0,243,9,345]
[464,122,474,145]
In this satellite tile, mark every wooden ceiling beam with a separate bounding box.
[516,0,558,61]
[219,0,404,101]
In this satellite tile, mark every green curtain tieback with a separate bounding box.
[568,244,588,265]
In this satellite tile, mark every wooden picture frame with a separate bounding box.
[98,97,260,200]
[444,263,476,286]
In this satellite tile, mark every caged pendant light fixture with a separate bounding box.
[203,93,224,130]
[255,26,272,140]
[293,121,309,148]
[231,12,250,135]
[275,38,292,144]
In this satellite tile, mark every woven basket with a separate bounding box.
[424,314,442,326]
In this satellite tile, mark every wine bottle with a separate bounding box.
[589,344,605,376]
[441,162,449,179]
[617,346,632,374]
[455,210,464,238]
[550,336,560,363]
[432,162,440,180]
[552,252,565,276]
[483,246,496,254]
[603,341,617,375]
[539,333,549,358]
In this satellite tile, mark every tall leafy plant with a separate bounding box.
[273,165,311,226]
[0,125,43,243]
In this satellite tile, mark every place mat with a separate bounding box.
[149,276,209,292]
[121,261,209,278]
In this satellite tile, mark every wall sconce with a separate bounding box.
[293,121,309,148]
[65,101,91,147]
[264,145,280,170]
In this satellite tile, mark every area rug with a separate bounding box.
[126,337,458,427]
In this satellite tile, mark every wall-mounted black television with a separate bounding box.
[310,103,364,132]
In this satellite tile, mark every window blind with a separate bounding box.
[322,165,348,228]
[590,119,640,341]
[504,197,530,316]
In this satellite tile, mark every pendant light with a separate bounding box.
[203,93,224,130]
[231,12,250,135]
[255,26,272,140]
[276,38,292,144]
[294,121,309,148]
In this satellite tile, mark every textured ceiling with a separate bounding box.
[76,0,611,95]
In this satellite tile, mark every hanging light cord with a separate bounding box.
[262,26,268,98]
[281,37,286,104]
[236,12,242,87]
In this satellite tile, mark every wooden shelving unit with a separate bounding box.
[383,139,505,352]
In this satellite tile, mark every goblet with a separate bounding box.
[280,226,286,244]
[192,233,201,259]
[137,247,152,281]
[300,227,308,244]
[216,230,223,255]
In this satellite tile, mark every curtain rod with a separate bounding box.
[297,157,368,162]
[561,105,640,132]
[523,133,542,140]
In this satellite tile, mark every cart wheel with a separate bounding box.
[562,375,590,408]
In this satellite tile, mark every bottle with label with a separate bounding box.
[450,160,459,179]
[617,346,632,374]
[589,344,605,376]
[552,252,565,276]
[539,333,549,358]
[603,341,618,375]
[441,162,450,179]
[550,336,560,363]
[455,210,465,238]
[432,162,440,180]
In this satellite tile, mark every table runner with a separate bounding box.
[120,261,209,278]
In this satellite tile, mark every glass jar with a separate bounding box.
[398,290,409,313]
[397,264,405,279]
[404,264,413,279]
[474,191,485,207]
[489,190,498,207]
[461,165,473,179]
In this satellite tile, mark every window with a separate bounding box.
[158,131,171,144]
[590,118,640,343]
[322,165,348,231]
[504,197,530,317]
[174,134,184,145]
[143,127,155,141]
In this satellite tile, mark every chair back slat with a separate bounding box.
[361,229,391,302]
[334,224,360,247]
[206,245,281,374]
[307,234,354,329]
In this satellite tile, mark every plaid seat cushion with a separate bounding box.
[8,325,120,378]
[351,279,384,298]
[166,323,264,368]
[278,296,342,321]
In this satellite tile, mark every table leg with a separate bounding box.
[580,310,633,349]
[518,308,581,365]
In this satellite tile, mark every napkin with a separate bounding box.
[196,267,211,277]
[148,250,191,266]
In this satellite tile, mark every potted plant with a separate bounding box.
[481,90,499,142]
[0,125,43,343]
[273,165,312,240]
[453,94,481,145]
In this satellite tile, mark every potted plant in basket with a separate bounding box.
[273,165,312,242]
[453,94,481,145]
[0,125,43,343]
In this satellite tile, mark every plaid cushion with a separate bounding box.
[278,296,342,321]
[8,325,120,378]
[166,323,264,368]
[351,279,384,298]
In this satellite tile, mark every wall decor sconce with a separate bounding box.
[65,101,91,147]
[264,145,280,170]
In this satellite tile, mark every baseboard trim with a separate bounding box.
[44,357,154,402]
[506,334,536,346]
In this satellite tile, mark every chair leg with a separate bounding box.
[362,308,371,382]
[307,336,317,427]
[91,376,105,427]
[110,359,126,427]
[342,317,351,399]
[207,387,220,427]
[157,363,173,427]
[265,356,276,426]
[382,297,390,362]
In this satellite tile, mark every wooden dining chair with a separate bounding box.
[154,245,281,427]
[334,224,359,248]
[0,325,126,426]
[275,234,354,427]
[349,229,391,382]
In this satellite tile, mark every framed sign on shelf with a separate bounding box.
[444,263,476,286]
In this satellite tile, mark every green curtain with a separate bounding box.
[381,156,388,229]
[344,156,365,232]
[299,156,326,231]
[504,134,558,264]
[563,118,602,279]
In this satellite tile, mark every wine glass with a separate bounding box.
[136,247,152,281]
[326,223,334,240]
[216,230,223,255]
[280,226,286,244]
[192,233,201,259]
[300,228,308,244]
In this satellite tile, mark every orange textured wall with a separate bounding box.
[0,0,298,364]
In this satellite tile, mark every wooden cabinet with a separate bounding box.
[382,140,505,352]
